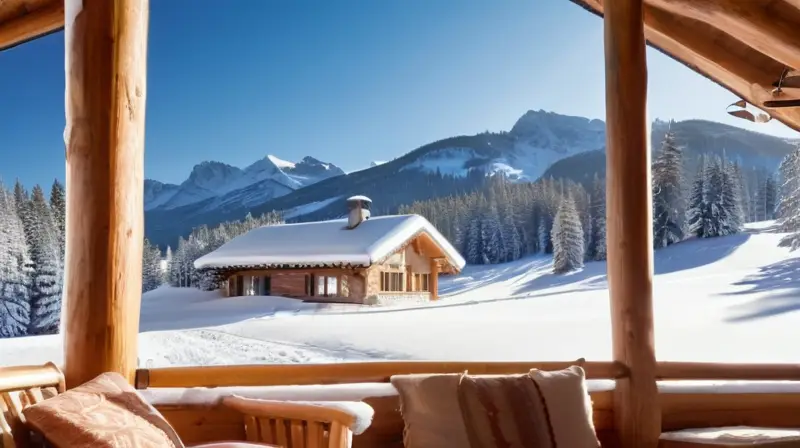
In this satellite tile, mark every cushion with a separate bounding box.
[457,373,553,447]
[22,372,185,448]
[192,444,280,448]
[391,366,599,448]
[660,426,800,446]
[390,373,471,448]
[529,366,600,448]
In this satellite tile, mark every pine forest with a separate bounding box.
[1,130,795,338]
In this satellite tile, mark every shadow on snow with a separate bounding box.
[722,256,800,323]
[513,232,751,297]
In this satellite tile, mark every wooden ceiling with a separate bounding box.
[0,0,63,51]
[572,0,800,133]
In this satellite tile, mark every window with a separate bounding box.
[306,273,338,297]
[381,272,404,292]
[317,275,326,296]
[412,273,430,292]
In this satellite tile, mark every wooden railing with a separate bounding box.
[133,360,800,448]
[134,360,800,389]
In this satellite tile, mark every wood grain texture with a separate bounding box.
[656,361,800,380]
[570,0,800,132]
[155,390,616,448]
[63,0,148,389]
[651,0,800,71]
[603,0,661,447]
[137,360,623,388]
[0,1,62,51]
[0,363,65,448]
[661,393,800,431]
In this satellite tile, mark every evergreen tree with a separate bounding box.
[142,238,164,293]
[164,246,173,284]
[764,174,777,221]
[26,185,63,335]
[652,131,685,248]
[50,180,66,261]
[720,157,744,234]
[0,185,33,338]
[686,156,708,237]
[778,147,800,248]
[552,195,584,274]
[466,217,481,264]
[590,174,607,261]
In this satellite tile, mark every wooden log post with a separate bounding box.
[603,0,661,447]
[63,0,149,388]
[429,259,439,300]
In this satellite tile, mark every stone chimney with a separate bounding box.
[346,195,372,229]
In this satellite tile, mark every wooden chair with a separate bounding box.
[0,362,65,448]
[223,396,366,448]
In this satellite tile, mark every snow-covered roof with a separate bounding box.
[194,214,466,271]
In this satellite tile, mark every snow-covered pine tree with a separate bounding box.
[163,246,173,284]
[142,238,163,293]
[0,185,33,338]
[466,217,481,264]
[731,162,749,224]
[652,131,685,248]
[26,185,63,335]
[552,195,584,274]
[503,212,522,262]
[49,180,66,261]
[764,174,777,221]
[589,174,607,261]
[778,146,800,248]
[483,206,503,264]
[720,156,743,234]
[686,155,709,237]
[169,237,188,287]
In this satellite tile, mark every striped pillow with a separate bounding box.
[456,366,600,448]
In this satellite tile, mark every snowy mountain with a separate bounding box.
[144,155,345,211]
[543,119,799,187]
[398,110,605,181]
[144,110,797,249]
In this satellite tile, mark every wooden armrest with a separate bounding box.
[222,396,357,428]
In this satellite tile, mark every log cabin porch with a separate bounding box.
[2,0,800,447]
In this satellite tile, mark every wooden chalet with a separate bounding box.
[1,0,800,447]
[193,196,465,304]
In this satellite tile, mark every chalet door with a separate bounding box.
[235,275,244,296]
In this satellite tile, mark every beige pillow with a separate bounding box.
[529,365,600,448]
[390,373,471,448]
[22,372,185,448]
[456,373,554,448]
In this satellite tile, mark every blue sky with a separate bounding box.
[0,0,796,188]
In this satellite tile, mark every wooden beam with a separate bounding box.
[657,361,800,380]
[429,259,439,300]
[0,2,64,52]
[603,0,660,447]
[643,5,800,125]
[573,0,800,131]
[135,360,623,389]
[651,0,800,72]
[63,0,149,388]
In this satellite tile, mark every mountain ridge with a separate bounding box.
[144,110,799,249]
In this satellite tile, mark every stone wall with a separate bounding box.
[370,293,431,306]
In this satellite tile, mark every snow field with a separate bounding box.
[1,221,798,368]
